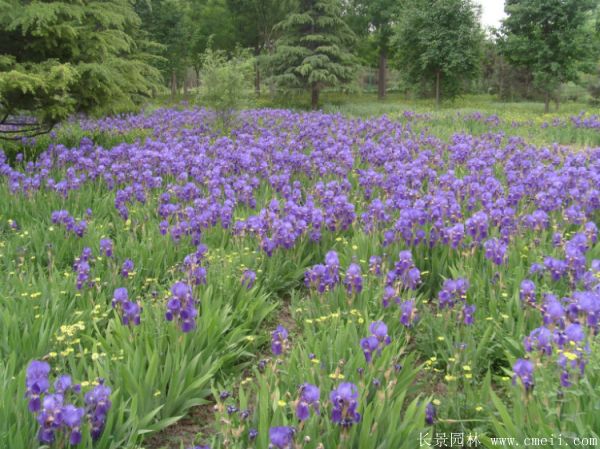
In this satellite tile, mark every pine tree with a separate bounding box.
[269,0,356,110]
[0,0,162,139]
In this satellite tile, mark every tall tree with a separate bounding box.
[184,0,238,77]
[269,0,356,110]
[350,0,398,99]
[501,0,599,112]
[0,0,161,138]
[136,0,188,96]
[393,0,482,107]
[227,0,296,95]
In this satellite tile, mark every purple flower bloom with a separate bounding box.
[84,380,112,441]
[99,238,113,257]
[484,238,507,265]
[54,375,72,394]
[344,263,363,294]
[241,269,256,289]
[512,359,534,392]
[438,278,469,309]
[36,393,64,444]
[296,383,319,421]
[26,360,51,412]
[400,299,418,327]
[62,404,84,445]
[360,321,391,363]
[271,325,289,356]
[382,285,397,308]
[524,327,553,355]
[269,426,295,449]
[330,383,361,427]
[122,301,141,326]
[519,280,536,305]
[425,402,436,425]
[543,257,568,281]
[112,287,128,307]
[369,256,382,276]
[120,259,134,277]
[165,282,198,332]
[461,304,476,325]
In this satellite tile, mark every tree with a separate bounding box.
[269,0,356,110]
[350,0,398,99]
[226,0,296,95]
[393,0,482,107]
[501,0,599,112]
[0,0,162,139]
[184,0,238,78]
[135,0,189,97]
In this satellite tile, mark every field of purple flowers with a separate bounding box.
[1,107,600,448]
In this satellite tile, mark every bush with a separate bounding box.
[197,48,254,128]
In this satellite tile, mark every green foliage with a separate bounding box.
[135,0,189,78]
[185,0,239,72]
[392,0,483,105]
[0,0,162,138]
[269,0,356,109]
[501,0,600,111]
[197,48,255,128]
[346,0,398,99]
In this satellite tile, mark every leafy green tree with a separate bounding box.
[184,0,238,76]
[135,0,188,97]
[226,0,296,95]
[393,0,482,107]
[269,0,356,110]
[501,0,599,112]
[0,0,162,139]
[350,0,398,99]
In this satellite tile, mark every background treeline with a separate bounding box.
[1,0,600,137]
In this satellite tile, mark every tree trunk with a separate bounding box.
[255,44,261,97]
[183,71,188,97]
[171,70,177,98]
[544,90,550,113]
[435,71,441,108]
[311,83,319,110]
[255,63,261,97]
[378,48,387,100]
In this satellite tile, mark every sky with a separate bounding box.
[476,0,506,29]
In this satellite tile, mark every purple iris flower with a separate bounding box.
[519,280,536,305]
[400,300,418,327]
[269,426,295,449]
[84,380,112,441]
[165,282,198,332]
[360,321,391,363]
[120,259,134,277]
[241,269,256,289]
[296,383,320,421]
[425,402,436,425]
[271,325,289,356]
[330,383,361,427]
[99,238,113,257]
[512,359,534,392]
[26,360,51,412]
[344,263,363,294]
